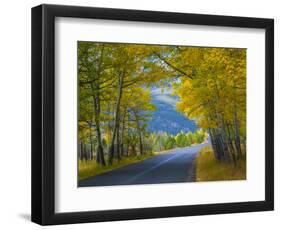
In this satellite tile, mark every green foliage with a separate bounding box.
[175,131,188,147]
[165,135,176,150]
[147,130,207,152]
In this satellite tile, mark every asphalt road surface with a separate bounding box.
[79,143,209,187]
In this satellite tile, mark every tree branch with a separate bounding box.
[153,52,194,80]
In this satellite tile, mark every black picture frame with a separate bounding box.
[31,4,274,225]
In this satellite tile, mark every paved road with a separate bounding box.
[79,143,209,187]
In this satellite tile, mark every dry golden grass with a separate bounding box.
[196,146,246,182]
[78,154,154,180]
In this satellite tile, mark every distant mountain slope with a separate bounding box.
[147,88,197,135]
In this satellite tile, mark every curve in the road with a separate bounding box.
[78,143,209,187]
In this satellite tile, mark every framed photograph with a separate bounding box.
[31,4,274,225]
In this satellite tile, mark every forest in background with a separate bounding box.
[78,41,246,175]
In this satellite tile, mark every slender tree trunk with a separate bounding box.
[95,124,105,165]
[233,108,242,159]
[93,94,106,166]
[232,76,243,159]
[126,144,129,156]
[211,83,231,162]
[106,102,112,150]
[89,123,93,160]
[87,44,106,166]
[138,130,143,155]
[220,118,236,165]
[126,112,130,156]
[108,71,125,165]
[131,143,136,156]
[120,109,127,156]
[116,118,121,161]
[80,140,84,160]
[209,128,225,161]
[215,112,231,162]
[225,123,237,166]
[218,130,231,162]
[206,106,228,161]
[208,128,220,160]
[208,111,231,162]
[83,141,87,160]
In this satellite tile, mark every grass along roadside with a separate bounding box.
[78,153,155,180]
[196,146,246,182]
